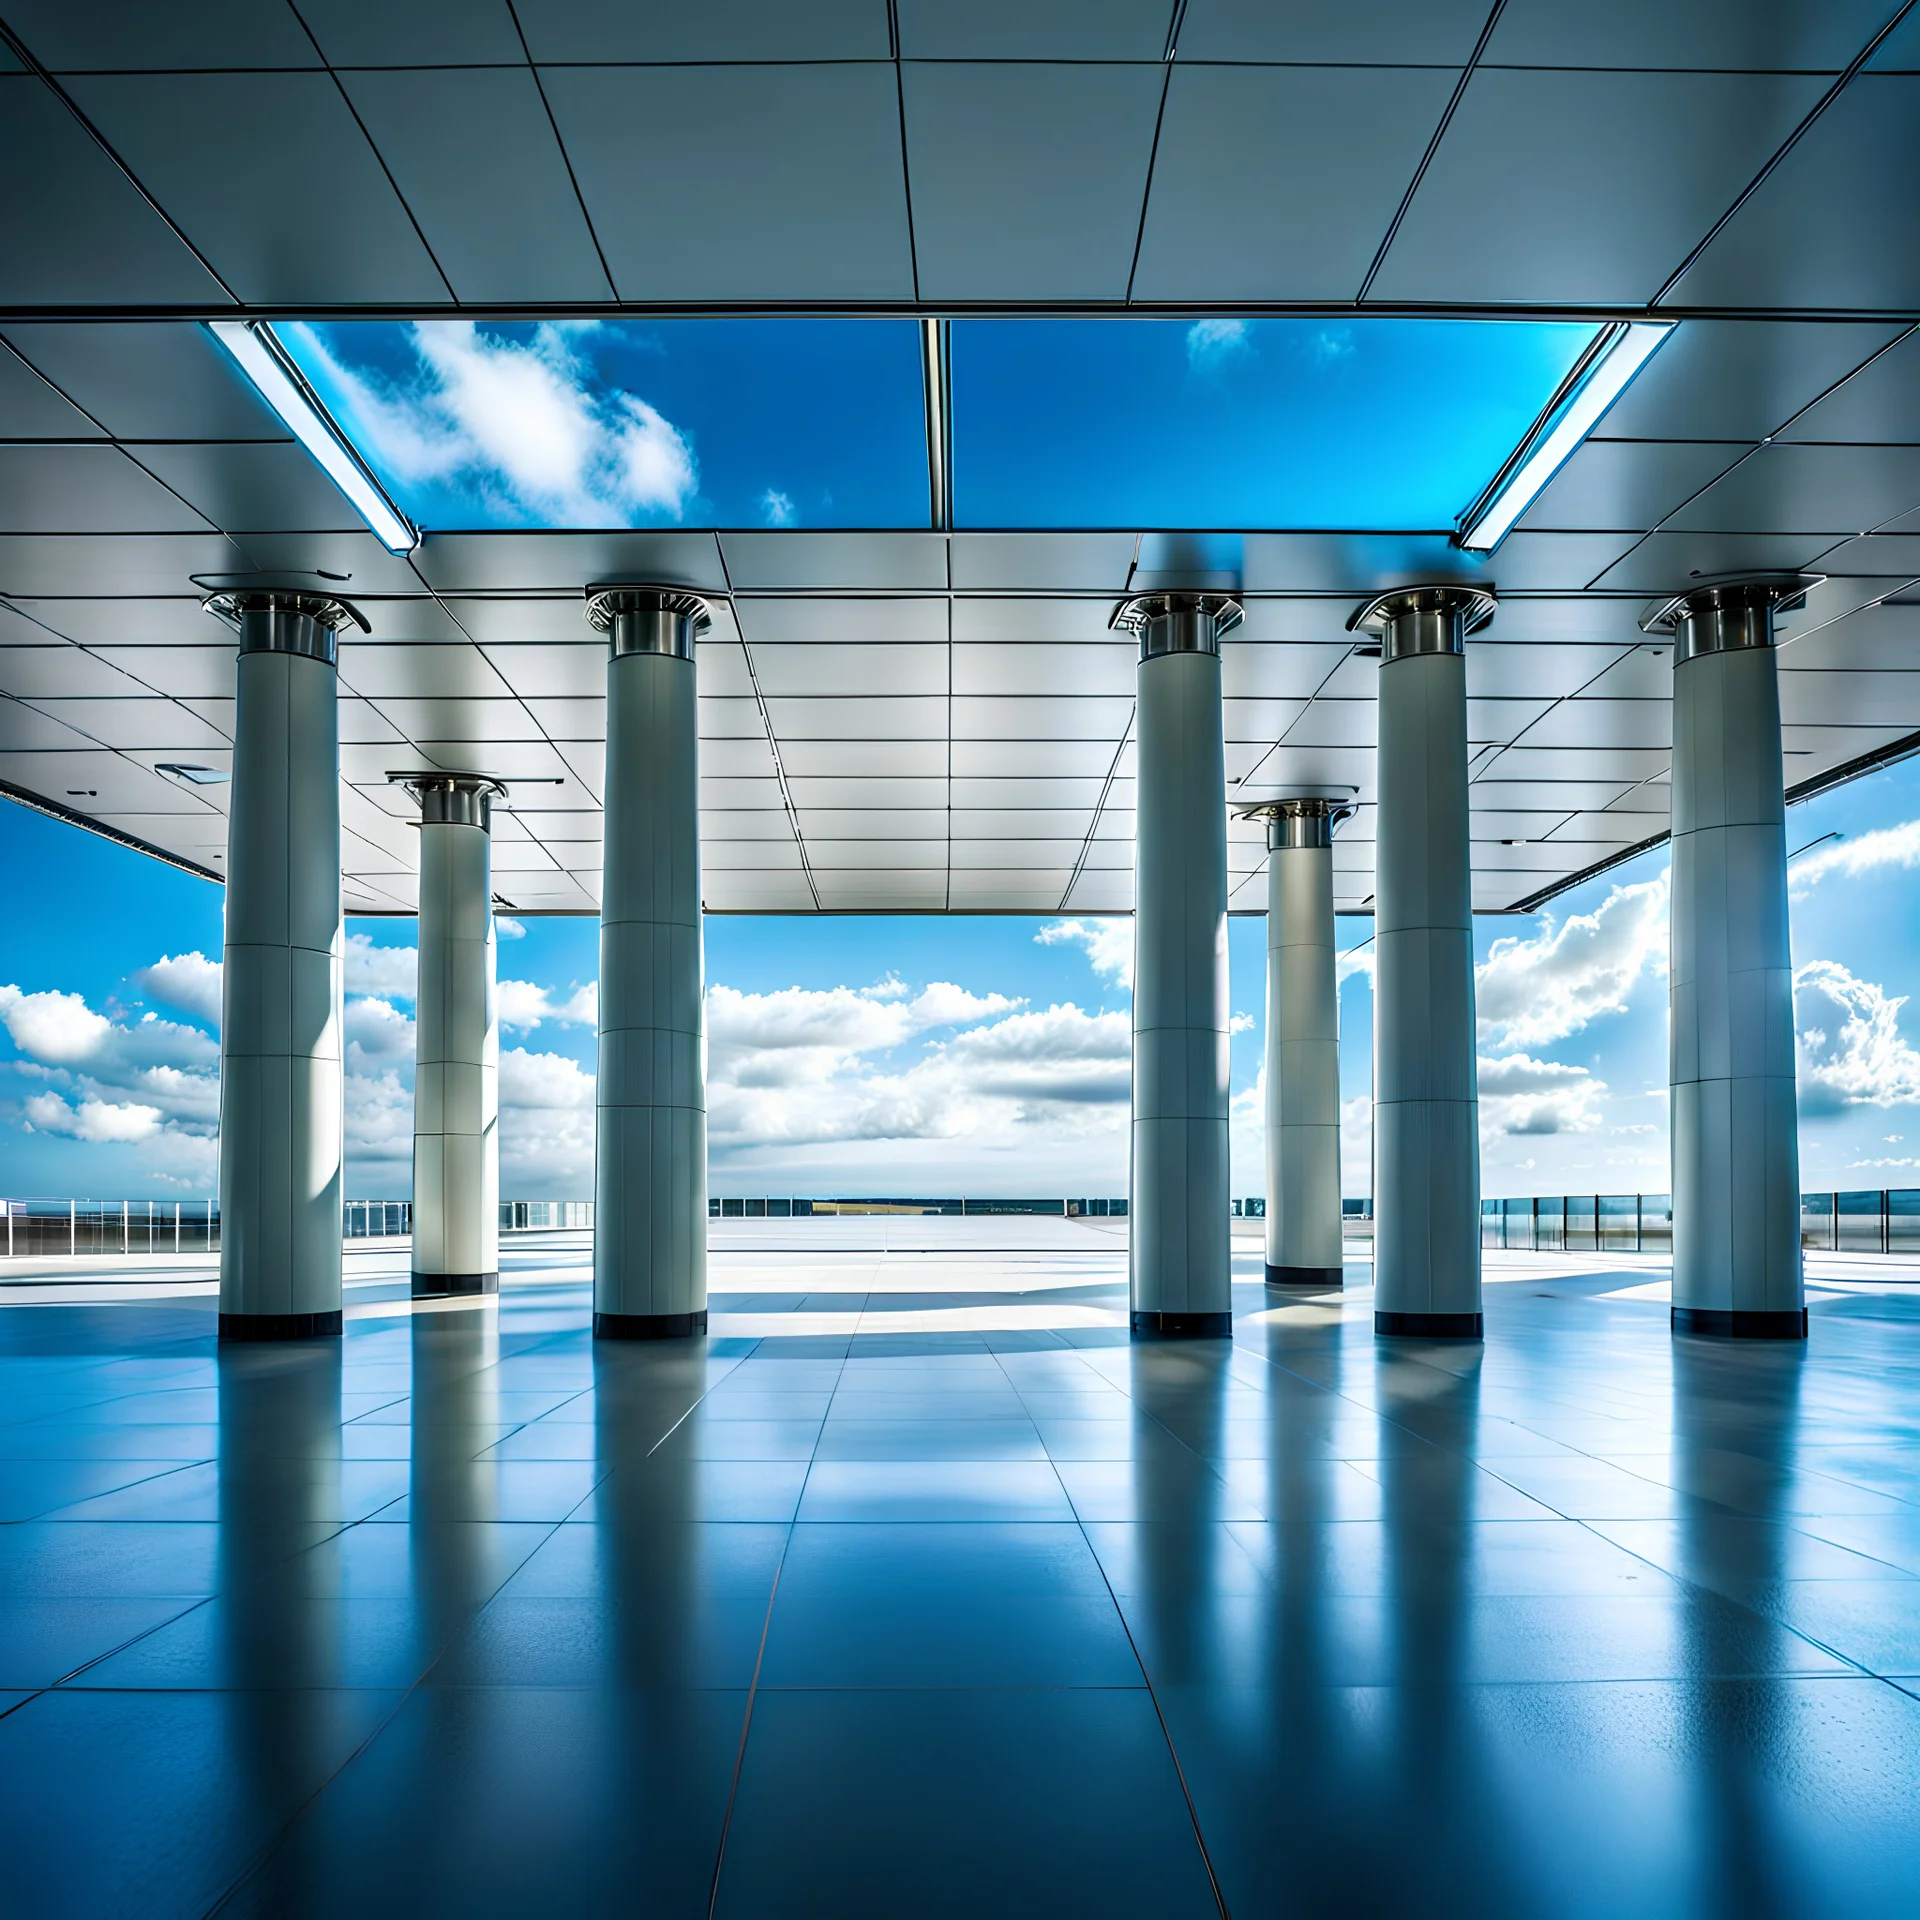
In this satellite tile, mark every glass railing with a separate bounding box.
[1484,1191,1911,1254]
[0,1200,221,1256]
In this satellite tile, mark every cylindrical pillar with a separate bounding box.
[1356,586,1494,1340]
[401,774,503,1300]
[589,586,709,1339]
[1654,576,1807,1338]
[1116,591,1238,1339]
[1260,800,1348,1289]
[212,585,364,1341]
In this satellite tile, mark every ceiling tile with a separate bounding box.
[1371,68,1824,305]
[1669,77,1920,310]
[542,65,913,300]
[722,535,948,591]
[69,73,450,303]
[1778,328,1920,444]
[1517,441,1751,534]
[414,531,726,594]
[342,68,614,304]
[750,643,946,697]
[1135,66,1455,302]
[1484,0,1893,69]
[2,322,282,439]
[0,0,321,70]
[298,0,527,65]
[0,342,105,437]
[735,598,948,645]
[0,79,231,304]
[1664,444,1920,536]
[0,446,212,534]
[1177,0,1489,62]
[519,0,886,60]
[131,442,363,535]
[902,62,1163,301]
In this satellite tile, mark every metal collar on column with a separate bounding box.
[584,582,713,660]
[1111,590,1244,661]
[1347,584,1496,662]
[1241,797,1358,852]
[193,573,369,667]
[1639,572,1825,664]
[388,770,508,833]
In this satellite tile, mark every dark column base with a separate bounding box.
[1266,1264,1343,1289]
[593,1310,709,1341]
[411,1272,498,1300]
[1672,1306,1808,1340]
[1131,1310,1233,1340]
[218,1310,343,1342]
[1375,1311,1483,1340]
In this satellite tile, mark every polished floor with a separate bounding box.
[2,1223,1919,1917]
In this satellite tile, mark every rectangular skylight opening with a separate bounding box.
[268,319,930,534]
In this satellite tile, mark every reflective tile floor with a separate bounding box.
[2,1223,1919,1917]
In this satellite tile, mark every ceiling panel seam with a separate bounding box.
[284,1,459,306]
[889,3,923,305]
[1652,0,1920,306]
[1354,0,1509,305]
[1120,19,1180,305]
[1058,707,1134,914]
[501,0,620,301]
[717,542,819,910]
[0,23,240,304]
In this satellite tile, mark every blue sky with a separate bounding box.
[6,755,1920,1205]
[276,316,1596,537]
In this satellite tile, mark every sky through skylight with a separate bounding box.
[280,318,931,532]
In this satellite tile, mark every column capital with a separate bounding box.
[388,770,508,832]
[1639,573,1824,663]
[1111,591,1243,660]
[1348,584,1495,661]
[585,582,713,659]
[194,574,368,666]
[1239,796,1357,850]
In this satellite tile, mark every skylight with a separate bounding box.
[273,319,931,532]
[948,318,1602,532]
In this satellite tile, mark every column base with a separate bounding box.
[1131,1311,1233,1340]
[218,1310,343,1342]
[1672,1306,1808,1340]
[593,1310,708,1341]
[1266,1264,1343,1289]
[411,1272,498,1300]
[1375,1311,1483,1340]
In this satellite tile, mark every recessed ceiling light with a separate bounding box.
[155,763,230,786]
[1456,321,1673,554]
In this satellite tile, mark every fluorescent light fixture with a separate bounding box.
[1455,320,1673,554]
[155,762,229,785]
[205,319,417,553]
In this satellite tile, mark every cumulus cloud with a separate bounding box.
[346,934,417,1001]
[0,985,112,1064]
[1338,943,1375,986]
[1790,819,1920,896]
[344,997,415,1069]
[1795,960,1920,1114]
[1477,1054,1606,1138]
[287,320,698,528]
[25,1091,163,1144]
[498,979,597,1032]
[1036,919,1133,990]
[1187,317,1250,373]
[1477,876,1667,1051]
[136,951,222,1028]
[495,916,526,940]
[762,488,797,527]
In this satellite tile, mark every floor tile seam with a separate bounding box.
[706,1352,842,1920]
[3,1454,219,1523]
[1776,1513,1920,1579]
[36,1591,217,1692]
[989,1347,1232,1920]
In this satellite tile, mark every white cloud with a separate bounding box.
[136,951,222,1028]
[287,320,698,528]
[344,997,415,1068]
[1476,876,1667,1051]
[1795,959,1920,1114]
[1036,919,1133,990]
[1338,944,1375,986]
[1186,318,1250,372]
[1477,1053,1606,1137]
[499,1047,596,1191]
[24,1091,163,1144]
[0,985,112,1064]
[1790,818,1920,896]
[499,978,598,1033]
[495,916,526,940]
[345,934,417,1001]
[762,488,797,527]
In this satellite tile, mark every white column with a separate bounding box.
[404,775,502,1299]
[1119,592,1236,1339]
[214,586,361,1341]
[1358,586,1492,1340]
[1657,577,1806,1338]
[589,587,709,1338]
[1261,800,1347,1288]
